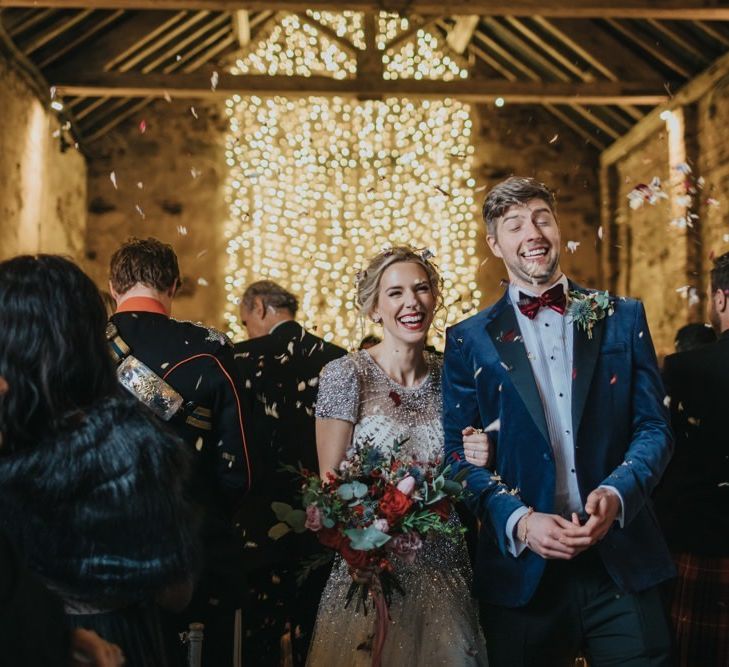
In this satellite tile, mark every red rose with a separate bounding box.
[379,487,413,525]
[340,539,373,570]
[317,527,344,551]
[429,498,452,521]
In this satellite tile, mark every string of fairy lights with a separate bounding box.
[223,12,481,348]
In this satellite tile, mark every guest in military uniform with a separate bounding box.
[108,237,255,667]
[234,280,345,666]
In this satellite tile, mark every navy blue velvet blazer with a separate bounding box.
[442,285,676,607]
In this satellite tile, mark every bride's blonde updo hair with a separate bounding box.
[355,246,444,323]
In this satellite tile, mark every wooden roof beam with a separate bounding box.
[4,2,729,20]
[50,71,673,104]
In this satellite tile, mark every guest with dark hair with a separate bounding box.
[656,251,729,666]
[673,322,716,353]
[0,528,124,667]
[0,254,197,667]
[234,280,345,666]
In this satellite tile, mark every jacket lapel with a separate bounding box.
[486,293,550,445]
[570,283,606,435]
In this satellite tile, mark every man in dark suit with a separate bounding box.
[234,280,345,666]
[443,177,675,666]
[655,252,729,665]
[108,237,255,667]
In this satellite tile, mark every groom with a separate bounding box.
[443,177,675,665]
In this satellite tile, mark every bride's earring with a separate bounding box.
[372,315,382,324]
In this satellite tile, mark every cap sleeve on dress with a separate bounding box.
[315,354,360,423]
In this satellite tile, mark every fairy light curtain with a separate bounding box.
[223,12,481,348]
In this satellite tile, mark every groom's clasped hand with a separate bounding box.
[520,488,621,560]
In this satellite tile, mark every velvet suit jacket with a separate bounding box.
[442,285,676,607]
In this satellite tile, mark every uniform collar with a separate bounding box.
[115,296,169,316]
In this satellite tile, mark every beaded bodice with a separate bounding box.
[315,350,443,464]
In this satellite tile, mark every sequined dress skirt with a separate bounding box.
[306,526,488,666]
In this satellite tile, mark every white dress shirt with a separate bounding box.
[502,276,623,556]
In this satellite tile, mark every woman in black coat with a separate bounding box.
[0,255,199,666]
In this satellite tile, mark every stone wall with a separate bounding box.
[83,99,230,328]
[471,104,601,309]
[601,78,729,357]
[0,51,86,262]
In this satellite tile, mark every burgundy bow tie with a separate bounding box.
[517,283,567,319]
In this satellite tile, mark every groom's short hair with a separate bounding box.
[482,177,556,237]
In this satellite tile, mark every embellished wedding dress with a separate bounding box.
[306,350,488,666]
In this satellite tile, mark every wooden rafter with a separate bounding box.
[543,103,607,149]
[603,18,692,77]
[645,19,711,65]
[296,12,358,53]
[50,70,672,104]
[4,2,729,21]
[37,10,125,68]
[21,8,94,55]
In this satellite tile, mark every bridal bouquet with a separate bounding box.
[269,437,467,666]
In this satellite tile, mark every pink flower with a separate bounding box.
[387,532,423,564]
[304,504,323,532]
[396,475,416,497]
[372,519,389,533]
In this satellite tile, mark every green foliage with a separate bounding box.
[344,525,392,550]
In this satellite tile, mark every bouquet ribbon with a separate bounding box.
[371,575,390,667]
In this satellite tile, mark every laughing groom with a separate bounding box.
[443,177,675,666]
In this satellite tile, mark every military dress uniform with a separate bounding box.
[109,296,255,667]
[233,320,345,666]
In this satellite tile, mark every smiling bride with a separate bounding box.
[305,246,489,666]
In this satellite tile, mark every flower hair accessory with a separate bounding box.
[567,290,615,339]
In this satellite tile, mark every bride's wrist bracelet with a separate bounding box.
[518,507,535,546]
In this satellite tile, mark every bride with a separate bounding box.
[307,246,489,666]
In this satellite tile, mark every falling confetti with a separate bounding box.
[135,204,145,219]
[197,277,209,286]
[566,241,580,253]
[195,437,204,452]
[137,181,143,189]
[139,120,147,134]
[161,362,170,369]
[663,395,671,408]
[177,225,188,236]
[598,226,604,240]
[639,331,644,338]
[610,374,618,385]
[190,106,198,119]
[548,134,559,144]
[50,86,57,100]
[474,367,483,378]
[110,171,118,189]
[163,91,172,103]
[195,376,202,390]
[627,178,668,209]
[190,167,201,179]
[211,71,219,91]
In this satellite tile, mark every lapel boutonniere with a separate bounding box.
[567,290,615,339]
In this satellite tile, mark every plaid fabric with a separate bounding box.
[669,551,729,666]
